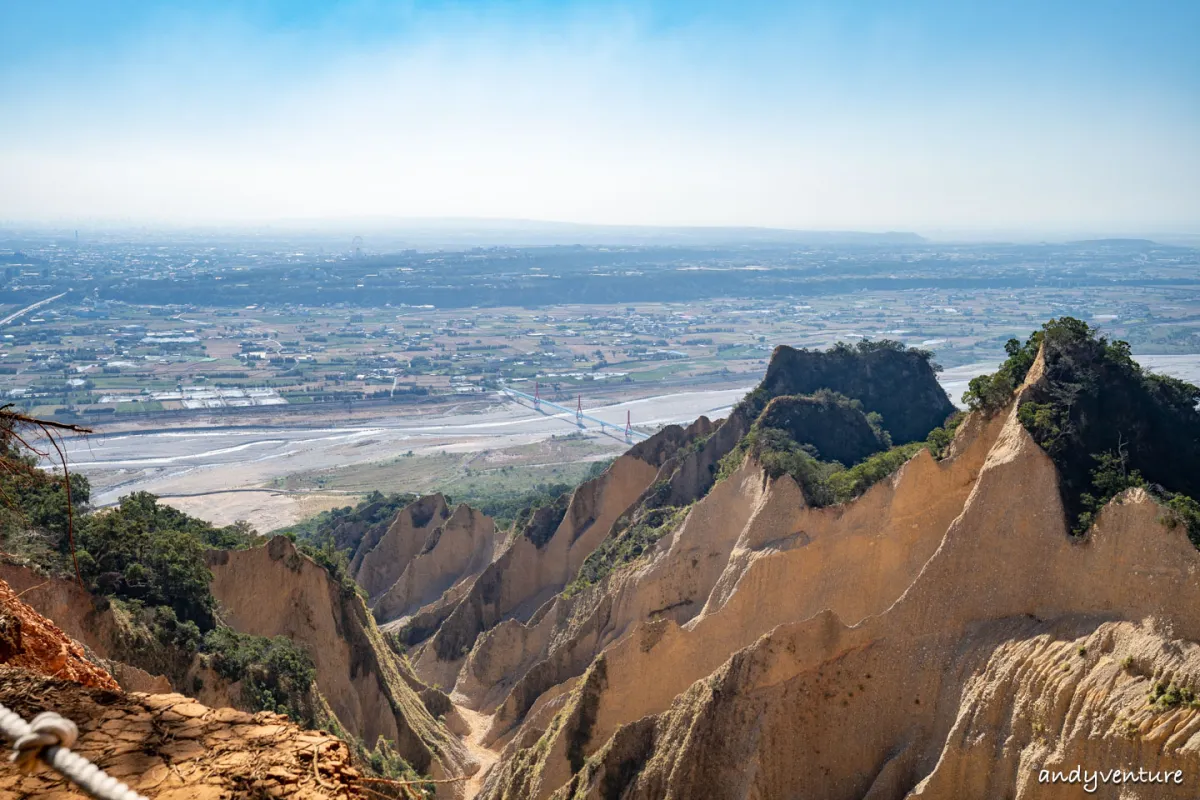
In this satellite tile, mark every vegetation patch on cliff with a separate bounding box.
[562,350,958,596]
[105,598,202,684]
[0,442,259,633]
[275,490,417,553]
[716,400,962,507]
[288,533,364,598]
[755,390,892,465]
[0,426,90,569]
[1,423,330,722]
[966,317,1200,538]
[752,339,954,444]
[76,491,258,629]
[201,627,319,726]
[461,460,610,527]
[1,428,259,635]
[565,505,691,595]
[517,491,572,549]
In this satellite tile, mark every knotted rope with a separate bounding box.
[0,703,148,800]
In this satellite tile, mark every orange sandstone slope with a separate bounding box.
[0,574,117,690]
[0,578,367,799]
[207,535,474,785]
[0,666,368,800]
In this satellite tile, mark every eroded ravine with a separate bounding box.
[455,702,501,799]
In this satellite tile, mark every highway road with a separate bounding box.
[0,291,69,327]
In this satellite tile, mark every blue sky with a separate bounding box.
[1,1,1197,232]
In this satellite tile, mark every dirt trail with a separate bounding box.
[455,703,499,798]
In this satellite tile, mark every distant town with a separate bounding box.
[2,233,1198,427]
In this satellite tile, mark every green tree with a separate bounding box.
[76,492,257,629]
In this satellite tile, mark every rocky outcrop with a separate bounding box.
[327,492,416,555]
[206,536,472,785]
[0,562,231,697]
[909,619,1200,799]
[0,576,117,690]
[601,414,724,510]
[352,493,452,600]
[0,665,368,799]
[760,342,955,443]
[373,503,496,625]
[109,661,172,694]
[0,562,122,665]
[0,563,190,694]
[409,449,664,691]
[468,348,1200,799]
[555,615,1200,800]
[756,391,889,464]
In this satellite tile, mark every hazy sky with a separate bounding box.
[2,1,1198,233]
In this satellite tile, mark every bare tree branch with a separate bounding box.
[0,406,91,587]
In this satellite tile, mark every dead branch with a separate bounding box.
[39,427,82,588]
[0,405,93,435]
[356,775,468,786]
[0,406,91,587]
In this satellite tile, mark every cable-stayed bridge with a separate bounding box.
[501,383,650,442]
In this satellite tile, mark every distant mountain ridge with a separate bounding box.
[1066,237,1159,247]
[5,218,927,248]
[305,218,929,247]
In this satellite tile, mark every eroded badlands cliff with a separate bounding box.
[392,336,1200,799]
[5,325,1200,800]
[207,535,473,783]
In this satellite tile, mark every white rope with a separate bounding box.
[0,703,148,800]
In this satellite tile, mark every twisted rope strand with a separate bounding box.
[0,703,148,800]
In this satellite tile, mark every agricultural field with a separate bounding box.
[5,282,1200,425]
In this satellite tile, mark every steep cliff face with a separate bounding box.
[0,575,117,690]
[206,536,472,785]
[759,342,955,443]
[462,349,1200,800]
[373,503,497,626]
[632,414,727,509]
[408,449,664,691]
[326,492,417,555]
[0,562,179,694]
[352,493,452,600]
[0,562,119,661]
